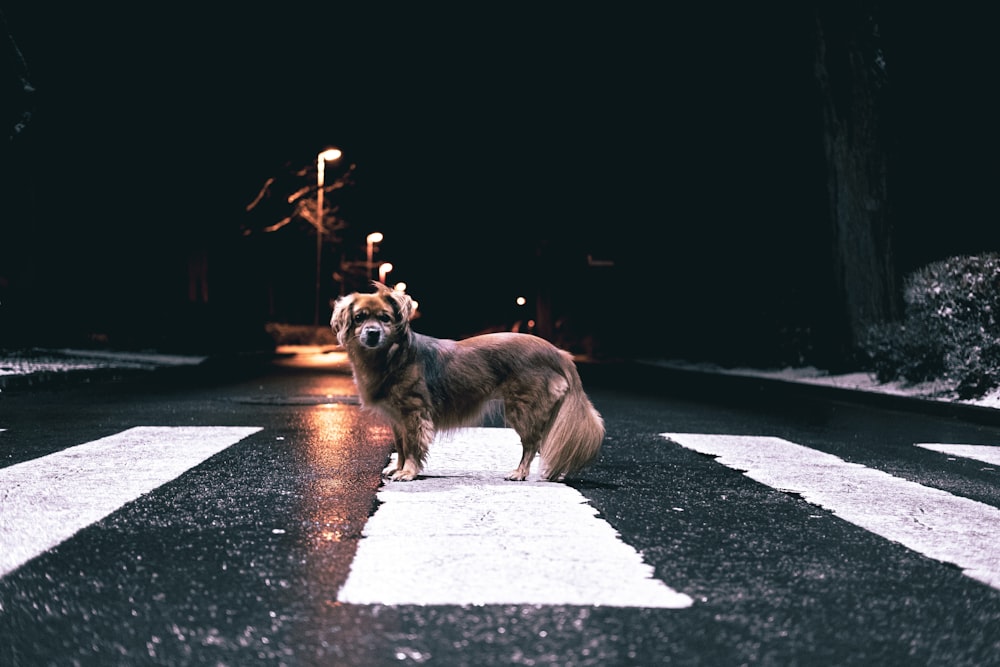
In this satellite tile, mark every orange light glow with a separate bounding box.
[318,148,343,162]
[316,148,342,187]
[378,262,393,283]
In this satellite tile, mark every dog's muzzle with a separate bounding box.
[360,326,383,348]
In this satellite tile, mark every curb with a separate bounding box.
[7,352,1000,428]
[578,360,1000,428]
[0,350,276,393]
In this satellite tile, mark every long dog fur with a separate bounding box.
[331,282,604,482]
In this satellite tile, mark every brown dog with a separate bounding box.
[331,282,604,482]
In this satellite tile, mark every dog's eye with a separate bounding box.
[353,313,367,324]
[377,313,392,323]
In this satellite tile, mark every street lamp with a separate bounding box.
[378,262,394,285]
[314,148,343,325]
[366,232,383,281]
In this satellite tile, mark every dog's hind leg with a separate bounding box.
[502,375,568,481]
[505,439,539,481]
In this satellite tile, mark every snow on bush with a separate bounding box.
[861,253,1000,398]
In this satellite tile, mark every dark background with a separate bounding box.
[2,4,998,363]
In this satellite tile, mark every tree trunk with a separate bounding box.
[814,4,899,351]
[533,240,555,342]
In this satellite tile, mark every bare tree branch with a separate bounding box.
[244,177,275,212]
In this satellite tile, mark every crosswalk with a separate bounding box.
[914,442,1000,466]
[663,433,1000,591]
[1,426,998,603]
[337,428,694,608]
[0,426,262,577]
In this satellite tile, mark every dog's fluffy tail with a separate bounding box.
[539,354,605,481]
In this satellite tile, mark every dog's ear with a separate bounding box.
[372,281,414,324]
[330,294,355,345]
[384,289,414,325]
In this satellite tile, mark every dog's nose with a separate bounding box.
[362,328,382,347]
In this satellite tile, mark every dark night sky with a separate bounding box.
[3,4,998,358]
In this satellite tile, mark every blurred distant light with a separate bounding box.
[318,148,343,162]
[316,148,342,187]
[586,254,615,267]
[367,233,384,281]
[379,262,394,283]
[394,282,407,293]
[515,296,527,306]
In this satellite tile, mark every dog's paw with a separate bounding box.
[390,469,418,482]
[381,463,398,478]
[504,469,529,481]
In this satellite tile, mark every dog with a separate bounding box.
[331,282,604,482]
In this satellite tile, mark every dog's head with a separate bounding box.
[331,282,414,350]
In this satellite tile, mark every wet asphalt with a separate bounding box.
[1,355,999,665]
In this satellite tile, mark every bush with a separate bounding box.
[860,253,1000,398]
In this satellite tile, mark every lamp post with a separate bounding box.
[315,148,342,325]
[378,262,394,285]
[366,232,383,281]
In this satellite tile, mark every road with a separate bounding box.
[1,352,999,666]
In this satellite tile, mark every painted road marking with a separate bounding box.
[338,428,693,608]
[0,426,261,577]
[915,443,1000,467]
[663,433,1000,591]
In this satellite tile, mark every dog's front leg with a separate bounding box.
[389,411,433,482]
[383,425,406,478]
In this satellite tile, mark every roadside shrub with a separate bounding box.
[860,321,946,385]
[860,253,1000,398]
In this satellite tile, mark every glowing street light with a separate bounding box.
[378,262,394,284]
[314,147,343,325]
[366,232,383,281]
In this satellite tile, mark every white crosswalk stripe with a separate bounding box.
[337,428,694,608]
[663,433,1000,591]
[0,426,262,577]
[5,425,996,606]
[915,443,1000,467]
